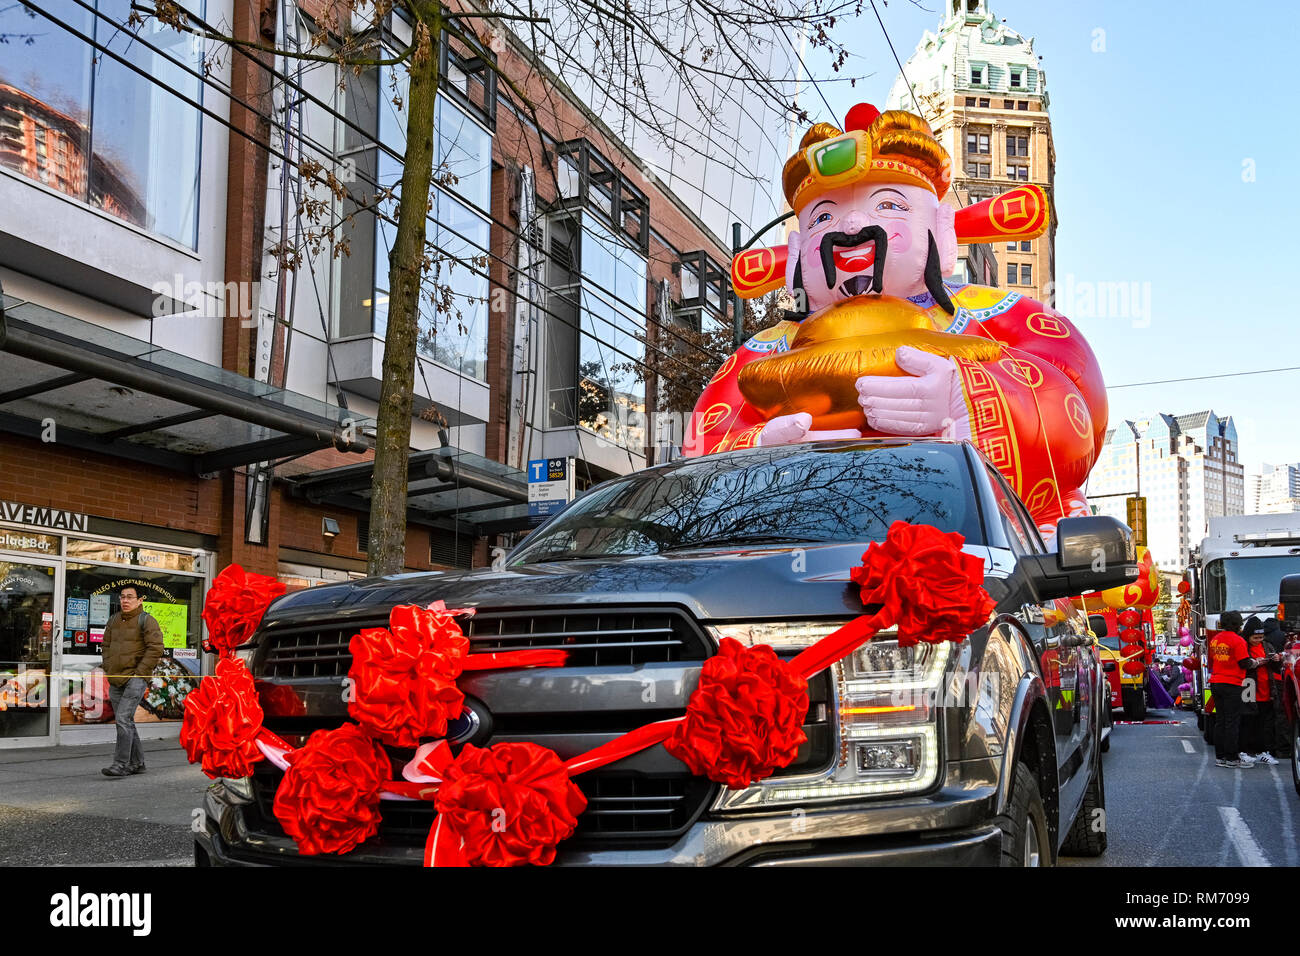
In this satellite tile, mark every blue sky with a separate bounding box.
[805,0,1300,474]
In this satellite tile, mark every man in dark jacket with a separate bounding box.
[1262,618,1286,654]
[100,586,164,777]
[1260,618,1292,756]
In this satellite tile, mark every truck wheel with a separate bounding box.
[994,763,1053,867]
[1203,713,1216,746]
[1122,686,1147,721]
[1061,756,1108,857]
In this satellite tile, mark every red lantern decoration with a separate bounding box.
[1177,580,1191,595]
[1119,627,1144,645]
[1183,656,1200,671]
[1122,660,1147,676]
[1118,608,1141,628]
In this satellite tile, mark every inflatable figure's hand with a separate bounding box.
[855,346,972,439]
[757,413,864,446]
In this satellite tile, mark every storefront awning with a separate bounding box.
[288,447,535,534]
[0,292,370,473]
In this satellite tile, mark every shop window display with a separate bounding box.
[60,561,204,727]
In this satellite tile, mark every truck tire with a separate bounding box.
[1122,686,1147,721]
[1061,756,1108,857]
[994,763,1053,867]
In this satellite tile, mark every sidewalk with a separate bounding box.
[0,739,210,866]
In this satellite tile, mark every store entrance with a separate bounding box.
[0,556,62,745]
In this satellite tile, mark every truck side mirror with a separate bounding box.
[1019,516,1139,604]
[1280,573,1300,635]
[1088,614,1109,639]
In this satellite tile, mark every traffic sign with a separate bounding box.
[528,458,575,517]
[1126,496,1147,547]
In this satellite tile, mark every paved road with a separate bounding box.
[1063,708,1300,867]
[0,740,208,866]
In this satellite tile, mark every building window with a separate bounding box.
[1017,100,1029,110]
[0,0,204,247]
[1010,69,1023,89]
[546,214,647,451]
[371,90,492,380]
[978,97,990,108]
[965,96,976,106]
[964,161,990,178]
[1007,130,1030,157]
[1007,164,1029,181]
[1007,241,1017,251]
[1020,240,1031,252]
[1020,263,1032,286]
[970,66,984,86]
[966,129,990,154]
[1004,99,1015,109]
[1007,262,1018,285]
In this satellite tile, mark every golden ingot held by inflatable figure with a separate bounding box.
[737,296,1002,431]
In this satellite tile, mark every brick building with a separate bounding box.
[0,0,795,746]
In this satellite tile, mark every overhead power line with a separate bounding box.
[1108,366,1300,390]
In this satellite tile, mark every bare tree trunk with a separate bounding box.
[367,2,440,576]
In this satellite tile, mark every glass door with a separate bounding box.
[0,557,61,745]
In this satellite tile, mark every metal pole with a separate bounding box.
[732,221,744,349]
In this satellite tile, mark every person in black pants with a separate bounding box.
[1242,619,1283,763]
[1210,612,1253,768]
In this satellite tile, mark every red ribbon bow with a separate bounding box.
[664,639,809,789]
[407,740,587,867]
[201,565,286,657]
[348,603,569,747]
[272,723,391,856]
[179,656,266,779]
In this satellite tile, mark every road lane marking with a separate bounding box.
[1271,766,1298,867]
[1181,740,1195,753]
[1218,806,1270,867]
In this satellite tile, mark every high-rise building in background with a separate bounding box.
[885,0,1054,295]
[1087,411,1245,570]
[1247,463,1300,514]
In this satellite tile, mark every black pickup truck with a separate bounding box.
[195,439,1134,866]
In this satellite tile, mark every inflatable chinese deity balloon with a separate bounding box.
[685,104,1108,534]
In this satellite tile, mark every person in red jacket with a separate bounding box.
[1209,611,1268,768]
[1241,617,1283,764]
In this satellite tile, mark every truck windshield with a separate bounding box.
[1203,555,1300,615]
[510,442,983,565]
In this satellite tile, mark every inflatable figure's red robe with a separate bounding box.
[684,284,1108,532]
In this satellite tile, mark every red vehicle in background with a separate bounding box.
[1278,574,1300,796]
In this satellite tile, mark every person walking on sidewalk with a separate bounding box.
[1209,611,1255,769]
[100,586,163,777]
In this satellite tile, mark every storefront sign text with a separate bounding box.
[0,501,88,532]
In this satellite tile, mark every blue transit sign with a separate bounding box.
[528,457,574,517]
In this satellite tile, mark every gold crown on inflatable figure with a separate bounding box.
[782,103,953,212]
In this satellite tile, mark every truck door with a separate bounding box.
[983,467,1090,816]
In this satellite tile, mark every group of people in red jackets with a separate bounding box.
[1207,611,1286,768]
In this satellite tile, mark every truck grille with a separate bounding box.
[245,761,713,851]
[258,606,711,679]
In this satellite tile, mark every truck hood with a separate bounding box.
[262,543,996,627]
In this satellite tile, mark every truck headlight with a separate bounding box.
[707,623,950,809]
